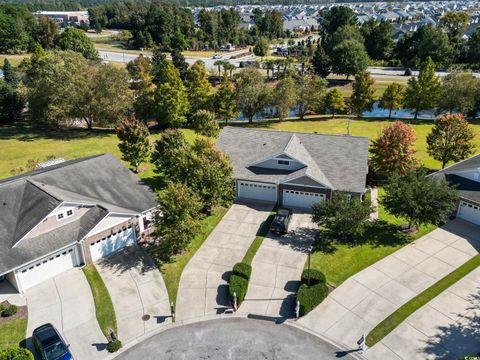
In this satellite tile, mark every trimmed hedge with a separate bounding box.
[297,283,329,316]
[229,275,248,306]
[106,340,122,353]
[0,347,34,360]
[233,262,251,280]
[301,269,326,286]
[1,304,17,317]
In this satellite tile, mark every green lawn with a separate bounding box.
[252,118,480,170]
[308,188,436,287]
[150,207,229,306]
[242,209,276,265]
[0,319,27,349]
[367,254,480,347]
[82,264,117,337]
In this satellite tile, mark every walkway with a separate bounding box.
[96,247,171,344]
[175,202,273,321]
[26,268,106,360]
[298,219,480,358]
[239,212,316,320]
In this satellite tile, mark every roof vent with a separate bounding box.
[37,158,65,169]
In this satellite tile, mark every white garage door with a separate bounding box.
[90,226,136,262]
[17,247,78,291]
[237,181,277,203]
[457,201,480,225]
[283,190,325,209]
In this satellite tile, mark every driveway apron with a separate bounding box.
[238,212,316,320]
[96,247,171,344]
[26,268,107,360]
[298,218,480,359]
[176,201,273,322]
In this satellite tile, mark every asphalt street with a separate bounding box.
[114,317,359,360]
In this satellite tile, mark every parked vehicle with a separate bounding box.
[212,54,223,59]
[270,208,293,235]
[33,323,73,360]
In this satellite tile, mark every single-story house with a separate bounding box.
[0,154,157,293]
[216,127,369,209]
[431,154,480,226]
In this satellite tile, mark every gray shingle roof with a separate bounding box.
[217,127,369,193]
[0,153,157,274]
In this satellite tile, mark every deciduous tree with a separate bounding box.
[271,76,298,121]
[214,78,238,125]
[379,82,404,119]
[370,120,418,178]
[152,129,188,176]
[235,67,270,123]
[185,60,213,113]
[437,72,479,118]
[253,37,269,58]
[325,88,345,118]
[116,115,151,172]
[58,27,98,60]
[350,71,375,116]
[296,73,327,120]
[382,167,457,231]
[427,113,475,169]
[330,39,369,80]
[191,110,220,138]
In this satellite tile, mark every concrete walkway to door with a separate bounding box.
[25,268,107,360]
[298,218,480,358]
[238,212,316,320]
[176,202,273,322]
[96,247,171,344]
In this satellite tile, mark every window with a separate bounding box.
[278,160,290,166]
[66,209,73,217]
[57,213,64,220]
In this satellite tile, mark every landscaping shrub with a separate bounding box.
[0,346,34,360]
[232,262,251,280]
[1,304,17,317]
[297,283,329,316]
[229,274,248,306]
[301,269,326,286]
[106,339,122,353]
[0,303,5,313]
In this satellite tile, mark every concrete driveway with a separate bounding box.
[25,268,106,360]
[239,212,316,320]
[96,247,171,344]
[176,202,273,321]
[298,218,480,359]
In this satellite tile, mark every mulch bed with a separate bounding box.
[0,301,27,324]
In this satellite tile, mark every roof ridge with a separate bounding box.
[223,126,370,141]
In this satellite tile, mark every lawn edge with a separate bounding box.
[366,253,480,347]
[82,264,117,338]
[241,207,277,265]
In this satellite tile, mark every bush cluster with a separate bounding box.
[300,269,326,286]
[106,339,122,353]
[297,269,328,316]
[233,262,252,281]
[1,304,17,317]
[0,346,34,360]
[297,283,329,316]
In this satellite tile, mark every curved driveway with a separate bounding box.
[115,318,359,360]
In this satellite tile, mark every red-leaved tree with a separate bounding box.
[370,120,418,178]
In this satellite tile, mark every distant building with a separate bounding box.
[34,11,89,26]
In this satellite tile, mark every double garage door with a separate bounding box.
[457,201,480,225]
[283,189,325,209]
[90,226,136,262]
[237,181,277,203]
[16,246,79,292]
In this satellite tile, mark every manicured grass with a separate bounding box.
[307,188,436,287]
[0,54,30,67]
[0,319,27,349]
[0,126,196,180]
[156,207,229,306]
[82,264,117,337]
[253,118,480,169]
[366,254,480,347]
[242,209,276,265]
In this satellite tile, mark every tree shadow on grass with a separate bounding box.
[312,220,411,255]
[0,125,114,142]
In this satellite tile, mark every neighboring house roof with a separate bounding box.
[217,127,369,193]
[0,153,157,275]
[430,154,480,204]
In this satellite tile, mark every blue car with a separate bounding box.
[32,324,73,360]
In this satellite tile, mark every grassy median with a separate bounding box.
[83,264,117,337]
[242,209,277,265]
[367,254,480,347]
